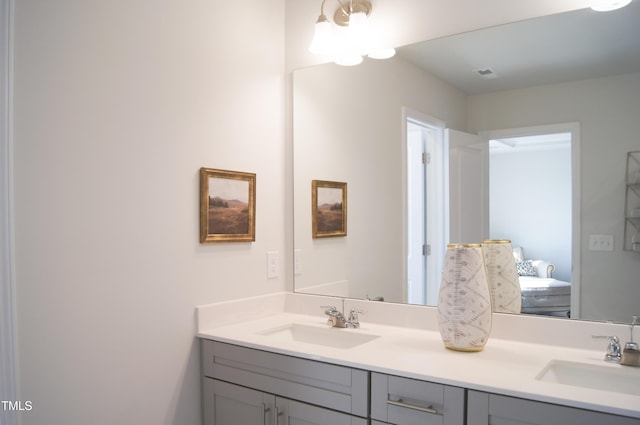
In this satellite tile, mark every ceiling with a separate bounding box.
[396,3,640,94]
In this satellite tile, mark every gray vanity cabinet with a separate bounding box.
[200,339,640,425]
[370,372,466,425]
[203,378,273,425]
[467,390,640,425]
[203,379,366,425]
[200,340,369,425]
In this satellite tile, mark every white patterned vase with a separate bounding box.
[437,244,492,352]
[482,240,522,314]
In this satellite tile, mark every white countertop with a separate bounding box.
[198,310,640,419]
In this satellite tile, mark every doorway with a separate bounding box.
[484,123,580,317]
[404,111,447,306]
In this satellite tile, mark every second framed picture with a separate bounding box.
[312,180,347,238]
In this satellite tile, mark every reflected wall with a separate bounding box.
[293,57,467,302]
[468,72,640,322]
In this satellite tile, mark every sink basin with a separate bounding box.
[258,323,380,349]
[536,360,640,395]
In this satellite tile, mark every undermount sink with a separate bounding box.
[536,360,640,395]
[258,323,380,349]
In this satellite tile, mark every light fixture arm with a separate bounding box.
[333,0,372,26]
[335,0,349,16]
[315,0,329,24]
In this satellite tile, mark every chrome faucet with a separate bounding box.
[321,306,362,328]
[621,315,640,367]
[592,335,622,363]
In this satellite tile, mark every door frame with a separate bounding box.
[0,1,18,423]
[401,107,446,305]
[481,122,581,318]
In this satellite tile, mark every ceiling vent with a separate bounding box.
[474,68,499,79]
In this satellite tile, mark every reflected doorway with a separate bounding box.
[405,113,447,306]
[485,123,580,318]
[489,133,573,283]
[405,121,578,314]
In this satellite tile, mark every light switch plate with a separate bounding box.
[266,251,279,279]
[588,234,614,251]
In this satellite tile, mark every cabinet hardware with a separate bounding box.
[275,406,284,425]
[261,403,270,425]
[387,397,438,414]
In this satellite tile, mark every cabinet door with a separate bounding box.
[202,340,369,416]
[371,372,465,425]
[467,390,640,425]
[203,378,274,425]
[276,397,367,425]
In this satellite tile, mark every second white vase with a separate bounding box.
[482,239,522,314]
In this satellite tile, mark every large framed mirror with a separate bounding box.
[293,4,640,323]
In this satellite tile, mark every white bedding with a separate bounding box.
[519,277,571,290]
[519,276,571,316]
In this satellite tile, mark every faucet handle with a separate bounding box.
[321,305,338,313]
[344,308,365,328]
[593,335,622,363]
[626,315,639,351]
[348,308,364,322]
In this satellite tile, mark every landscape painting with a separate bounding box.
[312,180,347,238]
[199,168,256,243]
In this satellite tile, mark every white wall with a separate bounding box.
[490,145,572,282]
[5,1,610,424]
[12,1,285,424]
[468,72,640,322]
[293,57,467,303]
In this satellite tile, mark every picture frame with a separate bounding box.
[199,167,256,243]
[312,180,347,238]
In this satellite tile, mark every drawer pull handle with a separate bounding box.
[388,398,438,414]
[261,403,270,425]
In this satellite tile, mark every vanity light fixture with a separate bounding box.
[590,0,632,11]
[308,0,396,66]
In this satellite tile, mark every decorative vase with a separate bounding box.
[482,240,522,314]
[437,244,492,352]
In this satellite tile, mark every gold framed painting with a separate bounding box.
[199,167,256,243]
[312,180,347,238]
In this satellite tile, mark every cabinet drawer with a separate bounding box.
[371,372,465,425]
[201,340,369,417]
[468,390,640,425]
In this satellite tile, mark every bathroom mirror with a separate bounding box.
[293,4,640,323]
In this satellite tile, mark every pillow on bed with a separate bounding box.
[516,260,538,277]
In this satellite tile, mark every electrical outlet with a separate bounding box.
[588,234,614,251]
[266,251,279,279]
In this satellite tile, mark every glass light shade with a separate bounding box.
[347,11,370,56]
[590,0,632,11]
[332,24,363,66]
[308,19,334,55]
[367,47,396,59]
[334,55,363,66]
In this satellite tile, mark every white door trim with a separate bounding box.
[480,122,581,319]
[0,1,19,424]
